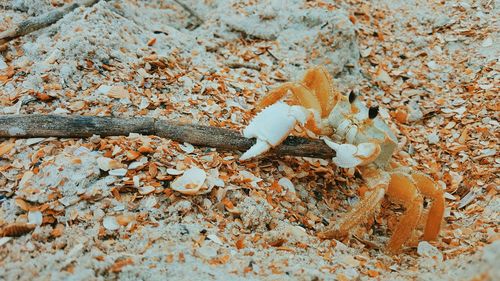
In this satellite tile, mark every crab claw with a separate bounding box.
[241,102,313,160]
[322,138,381,168]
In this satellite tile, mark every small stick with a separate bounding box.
[0,0,100,45]
[172,0,204,30]
[0,115,335,159]
[226,61,261,71]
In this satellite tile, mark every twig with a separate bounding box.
[352,234,381,250]
[0,0,100,45]
[225,61,261,71]
[0,115,335,159]
[172,0,204,30]
[266,48,280,62]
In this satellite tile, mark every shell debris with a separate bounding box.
[0,0,498,279]
[170,167,208,195]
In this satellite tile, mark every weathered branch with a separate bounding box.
[0,115,335,159]
[0,0,100,45]
[172,0,204,30]
[226,61,261,71]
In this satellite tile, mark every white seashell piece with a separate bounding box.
[109,168,127,176]
[179,142,195,154]
[103,216,120,231]
[170,167,207,195]
[28,210,43,226]
[278,178,295,193]
[167,168,184,175]
[97,157,122,171]
[138,185,155,195]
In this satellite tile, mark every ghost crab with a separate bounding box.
[241,66,444,254]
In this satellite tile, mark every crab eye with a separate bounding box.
[368,106,379,119]
[348,91,356,103]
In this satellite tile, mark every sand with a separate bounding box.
[0,0,498,280]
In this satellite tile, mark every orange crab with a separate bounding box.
[241,66,445,253]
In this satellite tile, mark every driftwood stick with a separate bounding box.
[0,0,100,45]
[172,0,203,30]
[225,61,261,71]
[0,115,335,159]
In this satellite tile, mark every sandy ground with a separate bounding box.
[0,0,498,280]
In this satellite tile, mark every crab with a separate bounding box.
[241,66,445,253]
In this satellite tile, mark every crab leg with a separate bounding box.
[240,102,315,160]
[318,167,389,239]
[410,172,444,241]
[385,173,423,253]
[257,83,322,113]
[301,66,338,117]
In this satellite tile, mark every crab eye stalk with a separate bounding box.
[368,106,379,119]
[348,91,356,103]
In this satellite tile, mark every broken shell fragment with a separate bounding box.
[28,210,43,226]
[103,216,120,231]
[97,157,122,171]
[109,168,127,176]
[138,185,155,195]
[170,167,207,195]
[179,142,195,154]
[278,178,295,193]
[167,168,184,175]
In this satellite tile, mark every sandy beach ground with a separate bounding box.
[0,0,498,280]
